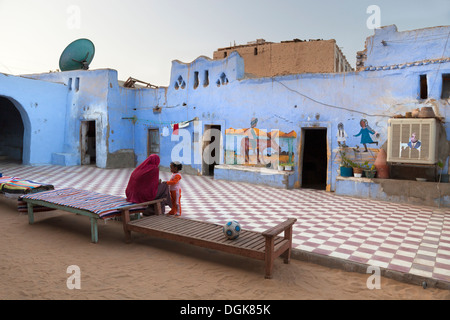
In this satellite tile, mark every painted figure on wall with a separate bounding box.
[408,133,421,150]
[224,128,296,168]
[336,122,348,148]
[354,119,379,152]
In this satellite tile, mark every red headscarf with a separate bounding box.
[126,154,160,203]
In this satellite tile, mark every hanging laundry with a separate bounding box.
[173,123,179,135]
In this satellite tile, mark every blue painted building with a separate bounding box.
[1,24,449,197]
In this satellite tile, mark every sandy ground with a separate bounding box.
[0,198,449,301]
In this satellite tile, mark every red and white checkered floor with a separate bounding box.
[1,161,450,286]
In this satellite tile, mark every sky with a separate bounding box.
[0,0,449,87]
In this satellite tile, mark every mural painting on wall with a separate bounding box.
[335,119,382,170]
[354,119,379,152]
[336,122,348,148]
[225,126,297,169]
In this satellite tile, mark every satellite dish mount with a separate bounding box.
[73,52,91,70]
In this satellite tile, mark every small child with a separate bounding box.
[166,161,182,216]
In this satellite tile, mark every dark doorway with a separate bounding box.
[0,97,24,162]
[202,124,221,176]
[420,74,428,100]
[301,128,327,190]
[80,120,96,165]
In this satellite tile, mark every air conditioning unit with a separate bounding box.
[387,118,438,164]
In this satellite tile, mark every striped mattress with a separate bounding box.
[0,176,56,213]
[20,187,146,219]
[0,176,54,194]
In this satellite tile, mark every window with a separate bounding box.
[203,70,209,87]
[224,51,227,58]
[254,47,258,55]
[75,77,80,92]
[175,75,186,89]
[420,75,428,99]
[220,72,228,85]
[193,71,199,89]
[442,74,450,99]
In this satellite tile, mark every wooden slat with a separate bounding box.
[206,230,230,242]
[254,236,284,251]
[190,225,219,238]
[167,219,210,234]
[227,234,257,248]
[198,228,224,241]
[239,233,265,249]
[171,221,204,235]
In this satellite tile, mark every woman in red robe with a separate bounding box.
[125,154,172,215]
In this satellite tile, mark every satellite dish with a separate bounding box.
[59,38,95,71]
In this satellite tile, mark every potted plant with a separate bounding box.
[278,163,284,171]
[352,163,363,178]
[364,164,377,179]
[339,150,353,177]
[284,162,294,171]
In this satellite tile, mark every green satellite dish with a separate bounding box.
[59,38,95,71]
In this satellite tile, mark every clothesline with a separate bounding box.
[121,116,197,126]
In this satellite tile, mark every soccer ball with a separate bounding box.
[223,220,241,240]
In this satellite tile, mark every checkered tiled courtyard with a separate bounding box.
[1,160,450,287]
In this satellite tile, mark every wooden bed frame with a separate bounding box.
[21,188,164,243]
[121,209,297,279]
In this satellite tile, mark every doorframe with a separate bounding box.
[80,120,96,165]
[202,123,223,176]
[298,122,332,191]
[147,128,160,158]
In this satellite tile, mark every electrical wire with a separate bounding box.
[273,79,393,118]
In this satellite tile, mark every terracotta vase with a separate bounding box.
[374,149,389,179]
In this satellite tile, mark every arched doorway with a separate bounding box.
[0,96,25,163]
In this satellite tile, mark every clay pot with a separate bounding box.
[405,112,412,118]
[418,106,435,118]
[374,149,389,179]
[412,108,420,118]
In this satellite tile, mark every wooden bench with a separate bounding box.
[121,209,297,279]
[21,187,164,243]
